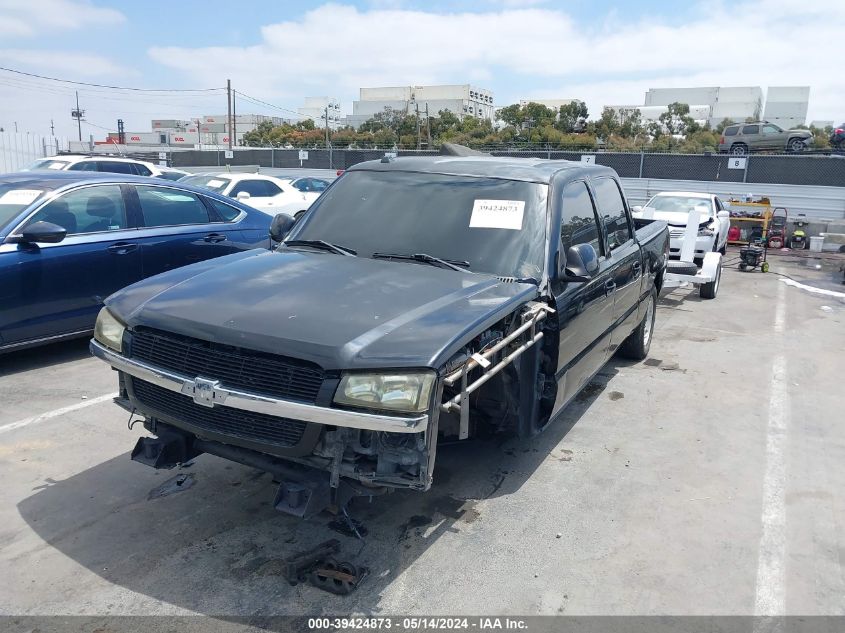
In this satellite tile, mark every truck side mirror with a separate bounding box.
[236,191,251,201]
[717,210,730,219]
[560,243,599,281]
[269,213,296,242]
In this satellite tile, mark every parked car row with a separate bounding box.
[180,173,331,216]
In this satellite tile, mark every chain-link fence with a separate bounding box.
[134,147,845,188]
[0,132,66,173]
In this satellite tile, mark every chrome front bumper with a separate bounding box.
[90,340,428,434]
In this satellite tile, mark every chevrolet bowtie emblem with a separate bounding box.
[185,377,224,408]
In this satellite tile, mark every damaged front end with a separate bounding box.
[92,299,553,518]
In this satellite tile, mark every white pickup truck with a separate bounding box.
[633,191,730,263]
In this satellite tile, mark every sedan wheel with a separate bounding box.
[730,144,747,155]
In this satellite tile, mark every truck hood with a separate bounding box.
[106,248,538,371]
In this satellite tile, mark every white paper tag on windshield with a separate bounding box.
[47,163,64,170]
[207,179,225,187]
[469,199,525,230]
[0,189,42,205]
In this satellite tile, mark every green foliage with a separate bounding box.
[557,101,589,133]
[659,102,698,136]
[715,118,735,134]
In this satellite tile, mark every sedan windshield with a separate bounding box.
[181,175,231,193]
[289,170,548,280]
[0,184,47,231]
[648,195,713,218]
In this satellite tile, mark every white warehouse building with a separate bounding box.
[346,84,494,129]
[763,87,810,129]
[644,86,764,127]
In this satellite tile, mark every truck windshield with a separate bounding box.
[290,170,548,280]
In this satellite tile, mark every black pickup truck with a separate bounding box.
[91,155,668,516]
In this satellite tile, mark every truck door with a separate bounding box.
[591,177,643,353]
[551,180,616,413]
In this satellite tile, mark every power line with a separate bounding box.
[0,66,225,93]
[233,90,301,118]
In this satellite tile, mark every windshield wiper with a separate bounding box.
[283,239,357,256]
[372,252,471,272]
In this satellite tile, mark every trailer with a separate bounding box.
[643,207,723,299]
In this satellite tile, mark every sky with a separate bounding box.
[0,0,842,139]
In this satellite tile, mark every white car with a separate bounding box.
[25,155,188,180]
[181,173,325,216]
[634,191,730,261]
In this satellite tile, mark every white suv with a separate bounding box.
[25,155,187,180]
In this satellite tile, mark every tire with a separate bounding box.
[761,262,770,273]
[699,260,721,299]
[667,260,698,276]
[618,289,657,361]
[788,138,806,153]
[730,144,748,155]
[739,263,747,271]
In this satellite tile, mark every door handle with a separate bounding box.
[107,242,138,255]
[204,233,228,243]
[604,279,616,293]
[632,260,642,274]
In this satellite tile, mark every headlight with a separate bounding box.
[94,307,125,352]
[333,371,436,413]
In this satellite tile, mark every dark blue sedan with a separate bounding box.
[0,172,272,353]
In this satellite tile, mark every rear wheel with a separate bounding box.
[788,138,806,153]
[618,289,657,361]
[730,144,748,155]
[761,262,770,273]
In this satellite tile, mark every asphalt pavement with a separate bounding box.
[0,249,843,618]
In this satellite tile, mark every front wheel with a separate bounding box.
[618,288,657,361]
[730,144,748,155]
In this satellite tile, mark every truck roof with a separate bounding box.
[347,155,616,184]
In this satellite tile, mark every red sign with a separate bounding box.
[130,136,141,141]
[174,137,185,142]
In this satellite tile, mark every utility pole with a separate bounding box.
[324,106,331,170]
[232,90,237,147]
[117,119,125,145]
[415,102,421,150]
[50,119,54,136]
[425,103,431,149]
[226,79,232,151]
[71,91,84,141]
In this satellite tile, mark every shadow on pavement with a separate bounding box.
[16,363,622,616]
[0,338,91,378]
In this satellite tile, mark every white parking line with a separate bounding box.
[780,278,845,299]
[754,281,789,616]
[0,393,117,435]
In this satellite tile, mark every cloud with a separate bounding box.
[146,1,843,122]
[0,49,130,76]
[0,0,124,37]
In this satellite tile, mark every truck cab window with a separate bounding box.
[561,181,603,256]
[592,177,631,251]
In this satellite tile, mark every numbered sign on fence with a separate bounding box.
[298,150,309,161]
[728,157,746,169]
[580,155,596,165]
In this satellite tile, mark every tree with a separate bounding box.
[658,102,698,136]
[592,107,620,140]
[617,107,643,138]
[557,101,588,133]
[497,104,523,128]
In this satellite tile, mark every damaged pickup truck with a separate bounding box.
[91,154,668,517]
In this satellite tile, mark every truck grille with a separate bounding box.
[131,378,308,448]
[129,328,324,403]
[669,229,686,239]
